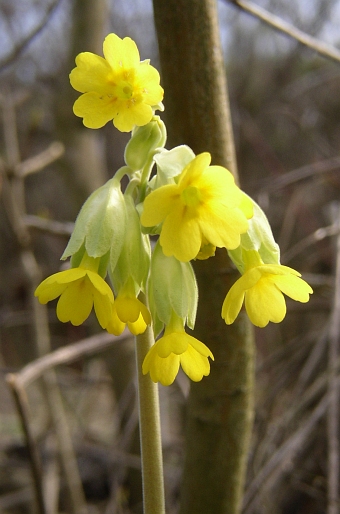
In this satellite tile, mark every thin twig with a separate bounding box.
[16,142,65,178]
[228,0,340,64]
[24,215,74,237]
[6,375,46,514]
[9,331,129,389]
[258,156,340,194]
[243,393,330,513]
[0,0,64,72]
[282,223,340,263]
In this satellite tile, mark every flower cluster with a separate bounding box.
[35,33,313,387]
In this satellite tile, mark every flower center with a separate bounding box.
[181,186,202,207]
[122,83,133,98]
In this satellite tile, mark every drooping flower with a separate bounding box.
[69,33,163,132]
[108,291,151,336]
[222,250,313,327]
[142,313,214,386]
[141,153,253,262]
[34,254,115,329]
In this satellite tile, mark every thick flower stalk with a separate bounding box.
[70,33,164,132]
[34,253,115,330]
[142,312,214,386]
[141,152,253,262]
[222,250,313,327]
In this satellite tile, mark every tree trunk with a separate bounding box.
[152,1,255,513]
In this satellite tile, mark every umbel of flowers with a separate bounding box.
[35,34,313,386]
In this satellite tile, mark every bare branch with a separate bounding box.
[258,156,340,193]
[228,0,340,64]
[24,215,74,237]
[6,375,46,514]
[17,142,65,178]
[7,331,130,388]
[0,0,64,72]
[243,392,330,513]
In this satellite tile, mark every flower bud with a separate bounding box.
[124,118,165,172]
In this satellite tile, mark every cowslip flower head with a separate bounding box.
[34,253,114,329]
[222,250,313,327]
[141,152,253,262]
[70,33,164,132]
[142,313,214,386]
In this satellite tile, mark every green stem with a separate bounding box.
[114,165,131,182]
[135,325,165,514]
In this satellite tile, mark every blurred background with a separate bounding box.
[1,0,340,512]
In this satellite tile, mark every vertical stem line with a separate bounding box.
[327,203,340,514]
[135,325,165,514]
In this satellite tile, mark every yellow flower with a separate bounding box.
[70,33,164,132]
[142,314,214,386]
[108,293,151,336]
[34,257,114,329]
[141,153,253,262]
[222,251,313,327]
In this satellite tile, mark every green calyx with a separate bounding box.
[148,241,198,335]
[150,145,195,189]
[228,197,280,273]
[110,194,151,294]
[62,176,127,270]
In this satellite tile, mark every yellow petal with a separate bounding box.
[245,278,286,327]
[239,192,254,219]
[127,313,147,335]
[221,279,246,325]
[136,63,164,105]
[198,202,248,250]
[93,290,113,328]
[145,350,180,386]
[180,345,211,381]
[106,306,125,335]
[156,332,189,358]
[73,93,118,129]
[272,274,313,302]
[141,184,179,227]
[35,282,67,304]
[160,208,201,261]
[86,271,114,301]
[70,52,111,94]
[179,153,211,187]
[115,296,140,323]
[57,279,93,325]
[34,268,86,302]
[187,336,214,359]
[113,101,153,132]
[103,34,140,71]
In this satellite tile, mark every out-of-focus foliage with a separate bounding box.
[1,0,340,512]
